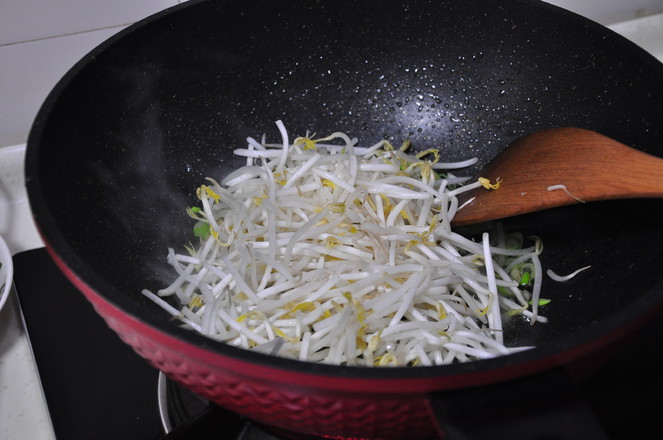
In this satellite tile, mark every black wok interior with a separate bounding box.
[26,0,663,371]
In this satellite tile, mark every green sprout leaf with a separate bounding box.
[193,221,211,239]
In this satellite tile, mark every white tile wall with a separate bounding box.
[0,0,186,147]
[610,12,663,61]
[0,27,126,147]
[0,0,180,45]
[545,0,663,24]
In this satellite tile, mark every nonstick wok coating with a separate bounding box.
[26,0,663,438]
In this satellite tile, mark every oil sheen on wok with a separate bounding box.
[142,121,575,367]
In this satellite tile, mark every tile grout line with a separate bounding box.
[0,1,190,47]
[0,22,133,48]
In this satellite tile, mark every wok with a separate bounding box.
[25,0,663,438]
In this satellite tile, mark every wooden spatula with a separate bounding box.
[451,127,663,226]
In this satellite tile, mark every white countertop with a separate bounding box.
[0,3,662,439]
[0,144,51,439]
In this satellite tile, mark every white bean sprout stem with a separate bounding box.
[547,184,586,203]
[547,266,591,282]
[142,121,550,366]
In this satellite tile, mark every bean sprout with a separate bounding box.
[547,266,591,282]
[547,184,586,203]
[142,121,550,366]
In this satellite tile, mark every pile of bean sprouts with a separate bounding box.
[142,121,550,366]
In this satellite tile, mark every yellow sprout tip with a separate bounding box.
[294,136,318,150]
[478,177,503,190]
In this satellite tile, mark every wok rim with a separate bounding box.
[25,0,663,386]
